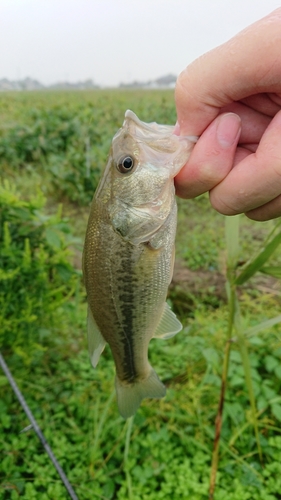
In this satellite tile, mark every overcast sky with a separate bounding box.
[0,0,280,86]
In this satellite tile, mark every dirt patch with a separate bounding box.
[171,260,281,311]
[172,261,226,300]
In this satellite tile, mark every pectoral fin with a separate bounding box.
[87,306,106,367]
[153,302,182,340]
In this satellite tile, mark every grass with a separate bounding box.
[2,297,281,499]
[1,90,281,499]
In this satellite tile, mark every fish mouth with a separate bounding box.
[124,110,167,133]
[124,109,198,143]
[122,110,198,178]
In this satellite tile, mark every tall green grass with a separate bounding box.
[1,90,281,499]
[209,215,281,497]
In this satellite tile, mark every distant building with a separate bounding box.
[0,74,176,91]
[119,74,177,89]
[0,77,99,91]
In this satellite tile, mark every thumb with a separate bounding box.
[175,8,281,136]
[175,52,226,135]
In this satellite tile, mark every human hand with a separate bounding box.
[174,8,281,221]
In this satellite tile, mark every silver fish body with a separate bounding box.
[83,110,196,418]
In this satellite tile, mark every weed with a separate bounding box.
[1,90,281,499]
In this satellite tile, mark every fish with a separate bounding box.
[82,110,197,419]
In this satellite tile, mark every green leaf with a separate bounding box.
[202,348,220,368]
[0,376,8,387]
[235,230,281,285]
[274,365,281,380]
[260,266,281,279]
[271,404,281,422]
[55,263,74,281]
[262,384,277,400]
[45,227,61,248]
[234,295,263,462]
[265,355,279,373]
[244,314,281,338]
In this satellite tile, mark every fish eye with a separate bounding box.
[116,155,135,174]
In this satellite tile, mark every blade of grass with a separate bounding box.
[228,403,281,449]
[260,266,281,279]
[209,335,233,500]
[234,296,263,463]
[209,216,240,499]
[235,231,281,285]
[89,390,115,475]
[225,215,240,271]
[124,416,134,500]
[205,425,264,483]
[244,314,281,338]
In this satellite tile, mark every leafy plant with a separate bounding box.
[209,216,281,498]
[1,90,281,499]
[0,180,79,360]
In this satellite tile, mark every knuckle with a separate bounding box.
[209,190,239,215]
[175,69,194,105]
[271,159,281,181]
[245,211,269,221]
[197,160,221,184]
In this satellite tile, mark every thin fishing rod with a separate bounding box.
[0,352,79,500]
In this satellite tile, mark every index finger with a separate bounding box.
[175,8,281,136]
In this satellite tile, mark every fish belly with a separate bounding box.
[83,199,177,417]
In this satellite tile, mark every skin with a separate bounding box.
[174,8,281,221]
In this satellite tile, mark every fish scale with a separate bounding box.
[83,110,197,418]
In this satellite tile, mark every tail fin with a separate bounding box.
[115,368,166,419]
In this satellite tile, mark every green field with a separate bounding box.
[1,90,281,500]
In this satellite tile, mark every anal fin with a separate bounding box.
[153,302,182,340]
[87,306,106,367]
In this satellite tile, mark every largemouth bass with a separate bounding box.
[83,110,196,418]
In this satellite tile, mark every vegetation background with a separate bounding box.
[1,90,281,500]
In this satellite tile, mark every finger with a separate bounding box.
[246,194,281,221]
[175,112,241,198]
[269,93,281,106]
[209,110,281,215]
[240,94,281,117]
[221,102,271,143]
[175,8,281,136]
